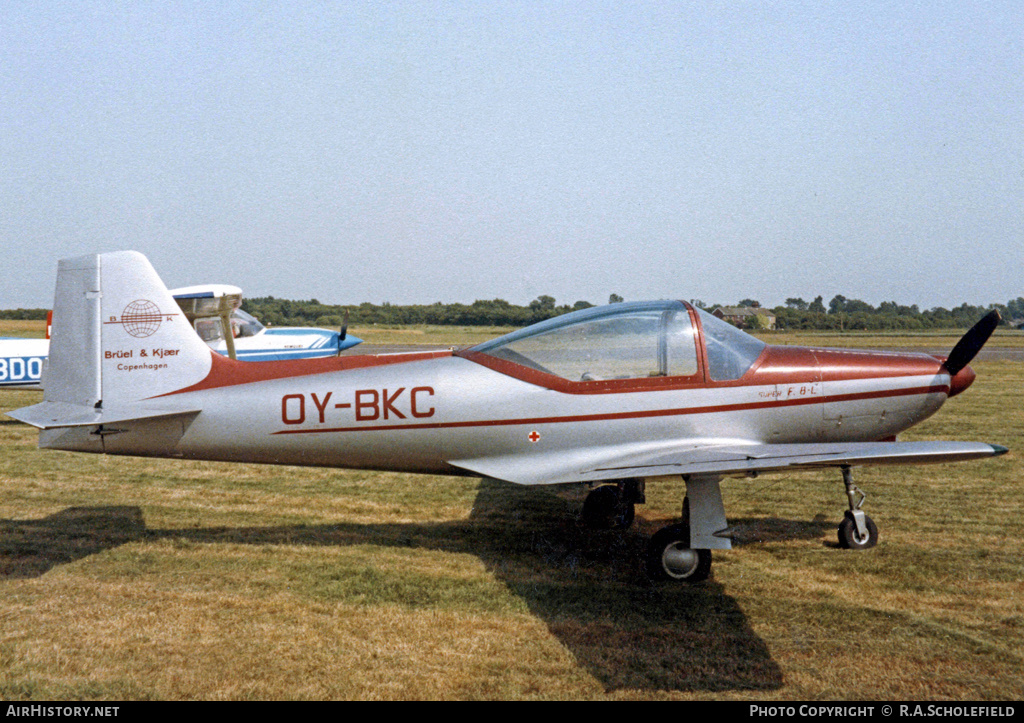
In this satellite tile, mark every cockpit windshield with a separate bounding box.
[471,300,699,382]
[694,307,766,381]
[469,301,767,385]
[230,309,264,338]
[192,309,265,343]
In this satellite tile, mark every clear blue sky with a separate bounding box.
[2,2,1021,310]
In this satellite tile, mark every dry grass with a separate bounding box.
[0,331,1021,700]
[0,320,47,339]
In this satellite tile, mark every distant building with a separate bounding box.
[711,306,777,330]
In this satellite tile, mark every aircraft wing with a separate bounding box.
[449,440,1008,486]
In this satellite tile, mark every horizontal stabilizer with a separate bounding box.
[450,441,1008,486]
[8,400,200,430]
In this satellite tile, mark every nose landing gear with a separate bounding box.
[838,466,878,549]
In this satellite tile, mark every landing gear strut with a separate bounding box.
[645,476,730,583]
[838,466,878,549]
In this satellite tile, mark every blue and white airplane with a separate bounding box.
[0,286,362,389]
[170,285,362,363]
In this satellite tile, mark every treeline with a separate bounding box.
[764,295,1024,331]
[241,294,597,329]
[0,308,49,320]
[4,294,1021,330]
[238,293,1024,331]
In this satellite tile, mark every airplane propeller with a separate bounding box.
[337,309,350,356]
[943,309,1001,376]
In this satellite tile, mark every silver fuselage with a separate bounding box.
[43,350,949,483]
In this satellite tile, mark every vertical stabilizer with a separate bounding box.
[40,251,213,410]
[9,251,209,447]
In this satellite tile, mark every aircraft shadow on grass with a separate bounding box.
[0,478,835,693]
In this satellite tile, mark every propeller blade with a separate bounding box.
[943,309,1000,376]
[338,309,349,355]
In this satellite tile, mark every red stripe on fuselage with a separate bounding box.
[154,349,454,398]
[157,342,943,399]
[156,343,948,436]
[271,382,949,435]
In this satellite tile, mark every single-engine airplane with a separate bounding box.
[169,284,362,362]
[8,251,1008,582]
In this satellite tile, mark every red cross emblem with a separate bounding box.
[528,430,541,443]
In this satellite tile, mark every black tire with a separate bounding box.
[838,512,878,550]
[646,523,712,582]
[581,485,635,530]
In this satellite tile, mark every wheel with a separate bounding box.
[581,485,635,530]
[646,524,712,582]
[838,511,878,550]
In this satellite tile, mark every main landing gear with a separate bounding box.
[837,466,878,549]
[581,467,880,583]
[580,479,643,530]
[581,476,725,583]
[645,514,713,582]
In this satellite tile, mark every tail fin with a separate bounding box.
[10,251,211,429]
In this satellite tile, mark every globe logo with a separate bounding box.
[121,299,163,338]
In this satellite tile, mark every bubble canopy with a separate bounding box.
[469,300,766,384]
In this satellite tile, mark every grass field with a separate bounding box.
[1,324,1022,700]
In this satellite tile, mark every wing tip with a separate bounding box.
[991,444,1010,457]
